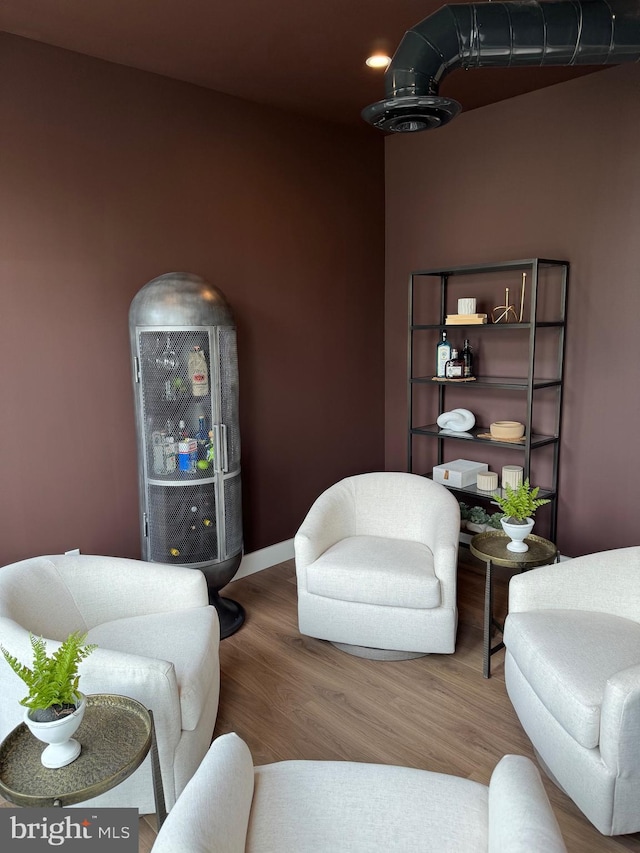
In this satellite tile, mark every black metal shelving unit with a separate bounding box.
[407,258,568,542]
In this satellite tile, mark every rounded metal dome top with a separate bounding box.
[129,272,235,328]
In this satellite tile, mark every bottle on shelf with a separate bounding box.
[206,430,216,467]
[436,331,452,378]
[189,346,209,397]
[462,338,474,378]
[163,428,177,475]
[177,420,197,474]
[195,416,209,466]
[444,348,464,379]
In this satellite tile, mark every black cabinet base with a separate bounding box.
[209,592,245,639]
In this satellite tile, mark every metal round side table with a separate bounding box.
[470,530,558,678]
[0,693,166,827]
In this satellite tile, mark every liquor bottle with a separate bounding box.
[462,338,474,378]
[445,348,464,379]
[189,346,209,397]
[436,331,452,378]
[195,416,209,464]
[164,431,177,474]
[178,438,197,473]
[178,420,197,474]
[206,430,215,467]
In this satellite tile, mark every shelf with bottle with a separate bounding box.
[412,375,562,390]
[147,482,218,564]
[435,331,475,380]
[146,414,216,482]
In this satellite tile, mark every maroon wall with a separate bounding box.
[385,64,640,557]
[0,34,385,564]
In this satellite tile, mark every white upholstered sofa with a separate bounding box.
[0,554,220,813]
[504,546,640,835]
[152,732,567,852]
[295,472,460,658]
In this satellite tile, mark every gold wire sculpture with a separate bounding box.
[491,274,526,323]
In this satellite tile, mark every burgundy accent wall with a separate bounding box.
[0,34,384,564]
[385,64,640,558]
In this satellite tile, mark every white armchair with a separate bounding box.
[0,554,220,813]
[295,472,460,658]
[503,546,640,835]
[152,732,567,853]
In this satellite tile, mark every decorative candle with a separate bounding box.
[502,465,524,490]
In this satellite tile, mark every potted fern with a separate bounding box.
[1,631,96,767]
[492,479,550,552]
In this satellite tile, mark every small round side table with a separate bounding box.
[0,693,166,827]
[470,530,558,678]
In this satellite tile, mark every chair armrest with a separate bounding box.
[600,663,640,775]
[294,490,355,570]
[80,647,182,736]
[433,543,458,609]
[152,733,254,853]
[488,755,567,852]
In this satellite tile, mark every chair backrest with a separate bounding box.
[0,557,87,640]
[336,472,460,544]
[509,546,640,623]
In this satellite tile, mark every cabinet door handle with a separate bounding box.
[220,423,229,473]
[211,424,222,474]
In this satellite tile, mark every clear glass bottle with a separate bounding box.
[445,348,464,379]
[462,338,474,378]
[436,331,452,377]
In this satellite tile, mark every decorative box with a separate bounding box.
[433,459,488,488]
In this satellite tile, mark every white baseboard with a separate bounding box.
[234,538,295,580]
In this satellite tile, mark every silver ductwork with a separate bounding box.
[362,0,640,132]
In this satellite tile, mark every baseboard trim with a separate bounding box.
[234,539,295,580]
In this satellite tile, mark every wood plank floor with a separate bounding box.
[5,554,640,852]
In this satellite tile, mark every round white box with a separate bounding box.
[502,465,523,489]
[477,471,498,491]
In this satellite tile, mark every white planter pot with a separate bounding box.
[24,693,86,768]
[501,517,534,552]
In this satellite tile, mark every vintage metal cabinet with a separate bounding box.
[129,272,244,637]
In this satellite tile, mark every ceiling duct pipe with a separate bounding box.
[362,0,640,132]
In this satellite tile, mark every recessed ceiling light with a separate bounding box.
[366,54,391,69]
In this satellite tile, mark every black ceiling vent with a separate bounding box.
[362,0,640,132]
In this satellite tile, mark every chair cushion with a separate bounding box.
[86,606,217,731]
[305,535,441,609]
[504,610,640,748]
[248,760,488,853]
